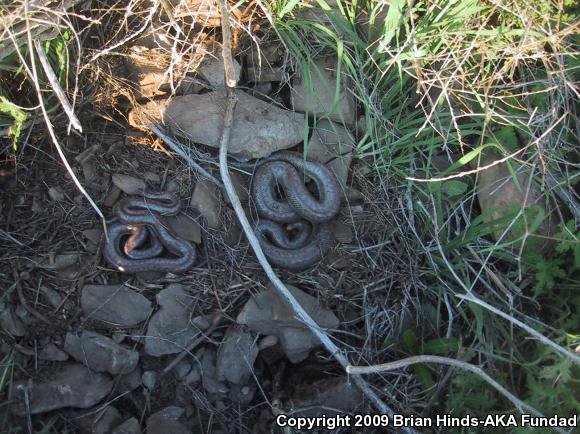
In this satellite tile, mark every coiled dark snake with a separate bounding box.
[103,152,340,273]
[103,192,197,273]
[248,151,340,270]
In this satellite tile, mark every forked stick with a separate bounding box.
[215,0,413,429]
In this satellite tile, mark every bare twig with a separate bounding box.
[33,39,82,133]
[215,0,411,428]
[22,0,106,231]
[406,114,565,182]
[347,355,546,419]
[457,294,580,365]
[147,121,224,189]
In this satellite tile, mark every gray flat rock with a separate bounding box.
[0,303,26,337]
[198,54,241,88]
[112,417,142,434]
[200,349,229,397]
[236,284,339,363]
[40,286,63,309]
[291,56,356,126]
[146,406,189,434]
[216,325,258,385]
[81,284,152,327]
[112,173,145,195]
[332,220,354,244]
[38,343,69,361]
[142,370,157,391]
[307,119,355,189]
[166,213,202,243]
[144,284,199,356]
[191,180,221,229]
[64,331,139,375]
[289,377,362,417]
[12,364,113,415]
[112,366,142,394]
[163,91,305,160]
[75,406,123,434]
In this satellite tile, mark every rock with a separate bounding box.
[247,82,273,99]
[225,171,249,203]
[163,91,305,160]
[332,220,353,244]
[192,315,211,330]
[476,151,556,251]
[81,284,153,327]
[291,56,356,126]
[144,172,161,183]
[200,350,228,397]
[288,377,362,417]
[258,335,278,351]
[15,305,36,325]
[345,187,364,203]
[75,406,123,434]
[236,284,339,363]
[245,42,284,66]
[191,179,221,229]
[83,228,103,254]
[357,1,390,42]
[166,179,180,193]
[31,195,43,213]
[229,383,256,406]
[104,185,122,207]
[166,213,202,243]
[12,364,113,415]
[37,253,80,270]
[112,174,146,195]
[246,64,286,83]
[294,0,347,37]
[144,284,199,356]
[307,119,355,188]
[184,368,200,385]
[146,407,189,434]
[173,360,192,379]
[82,159,98,184]
[112,417,142,434]
[48,186,65,202]
[40,286,63,308]
[39,343,69,361]
[0,303,26,337]
[216,325,258,385]
[64,331,139,375]
[198,53,241,88]
[75,144,100,165]
[112,366,142,394]
[112,331,126,343]
[142,370,157,391]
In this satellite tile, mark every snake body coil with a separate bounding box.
[103,192,196,273]
[249,151,341,270]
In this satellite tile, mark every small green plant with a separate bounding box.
[0,95,29,150]
[526,220,580,295]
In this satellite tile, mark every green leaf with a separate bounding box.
[381,0,406,47]
[441,180,468,197]
[0,96,29,150]
[495,125,518,151]
[278,0,302,18]
[422,337,459,354]
[402,329,417,351]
